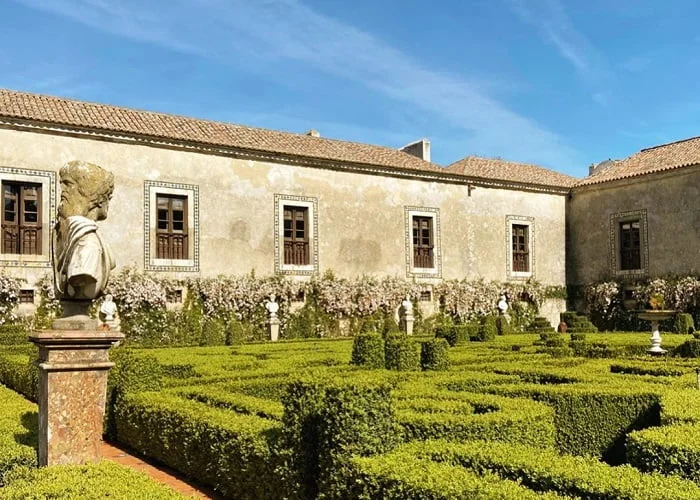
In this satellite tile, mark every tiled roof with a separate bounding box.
[445,156,578,188]
[0,89,443,174]
[578,136,700,186]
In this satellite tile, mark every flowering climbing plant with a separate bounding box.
[0,274,22,325]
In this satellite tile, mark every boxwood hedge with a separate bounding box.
[627,424,700,482]
[0,461,189,499]
[113,391,284,499]
[412,439,700,499]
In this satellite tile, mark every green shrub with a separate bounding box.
[411,439,700,499]
[178,385,284,420]
[674,313,695,334]
[0,348,38,401]
[610,363,683,377]
[384,335,420,371]
[586,342,624,358]
[434,324,458,346]
[660,389,700,425]
[570,333,586,342]
[1,461,188,499]
[0,325,29,345]
[420,338,450,371]
[105,349,163,439]
[0,385,37,485]
[537,332,566,347]
[535,346,573,358]
[199,317,226,346]
[489,384,661,463]
[627,424,700,483]
[674,339,700,358]
[395,391,555,448]
[496,315,512,335]
[114,391,283,499]
[351,333,385,368]
[476,316,497,342]
[345,454,564,500]
[284,303,338,339]
[281,376,399,499]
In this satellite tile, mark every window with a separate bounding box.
[274,194,318,275]
[506,216,534,279]
[156,194,188,259]
[283,206,309,265]
[2,182,41,255]
[18,289,34,304]
[404,207,441,278]
[419,290,432,302]
[619,220,641,270]
[512,224,529,273]
[412,216,434,269]
[610,210,648,276]
[166,289,183,304]
[145,181,199,272]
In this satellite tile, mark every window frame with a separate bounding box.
[0,167,54,268]
[274,194,318,275]
[405,207,441,278]
[610,209,648,277]
[506,215,535,280]
[144,181,199,272]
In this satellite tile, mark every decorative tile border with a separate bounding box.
[404,206,442,279]
[274,194,319,276]
[0,166,55,268]
[505,215,535,280]
[609,209,648,278]
[144,180,199,272]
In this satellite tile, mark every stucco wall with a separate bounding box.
[567,165,700,286]
[0,127,567,290]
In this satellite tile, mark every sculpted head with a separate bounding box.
[58,161,114,221]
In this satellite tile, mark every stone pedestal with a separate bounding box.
[402,313,414,336]
[28,329,124,466]
[268,317,280,342]
[638,310,674,356]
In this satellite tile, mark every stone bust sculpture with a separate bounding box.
[53,161,116,301]
[266,294,279,319]
[99,294,117,321]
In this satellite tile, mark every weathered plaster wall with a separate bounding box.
[567,165,700,286]
[0,127,566,289]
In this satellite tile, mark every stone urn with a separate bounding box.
[637,310,675,355]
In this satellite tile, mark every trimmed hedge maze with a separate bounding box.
[3,330,700,498]
[0,384,190,498]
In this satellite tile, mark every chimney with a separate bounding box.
[305,129,320,137]
[399,138,431,162]
[589,159,615,176]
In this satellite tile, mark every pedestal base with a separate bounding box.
[268,318,280,342]
[29,329,123,466]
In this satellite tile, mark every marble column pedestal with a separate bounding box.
[28,329,124,466]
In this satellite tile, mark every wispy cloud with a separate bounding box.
[11,0,583,170]
[507,0,605,77]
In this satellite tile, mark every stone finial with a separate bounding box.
[53,161,115,303]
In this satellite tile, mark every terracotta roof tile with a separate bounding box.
[0,89,443,174]
[445,155,577,188]
[578,136,700,186]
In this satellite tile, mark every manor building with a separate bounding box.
[0,89,697,319]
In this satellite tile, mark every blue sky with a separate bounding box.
[2,0,700,177]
